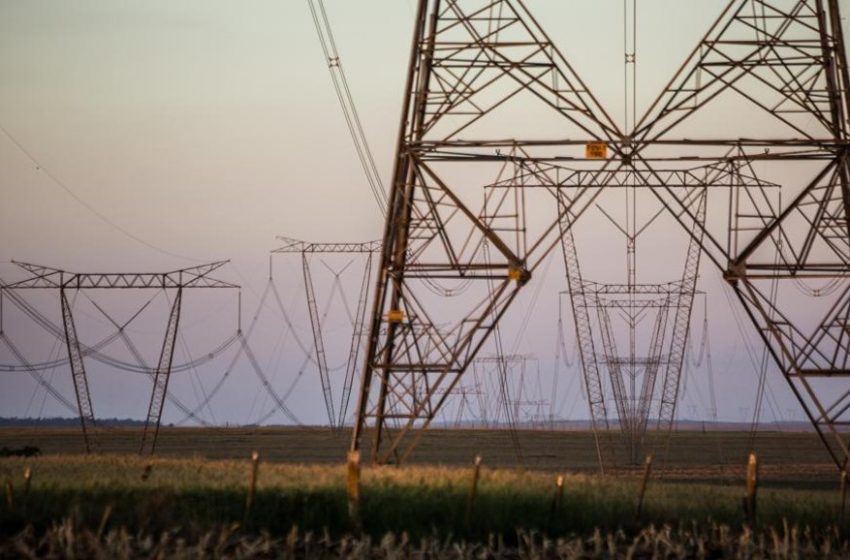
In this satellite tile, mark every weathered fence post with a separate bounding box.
[555,474,565,511]
[245,450,260,516]
[636,455,653,518]
[22,467,32,498]
[547,474,565,531]
[744,452,759,526]
[465,455,482,528]
[346,450,362,534]
[840,469,847,523]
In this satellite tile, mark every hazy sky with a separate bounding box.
[1,1,845,429]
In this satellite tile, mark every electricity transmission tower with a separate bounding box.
[3,261,237,453]
[639,0,850,470]
[272,237,380,428]
[351,0,850,469]
[469,354,546,428]
[560,188,706,465]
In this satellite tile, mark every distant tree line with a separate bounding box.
[0,417,148,427]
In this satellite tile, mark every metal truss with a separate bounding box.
[352,0,850,468]
[560,189,707,466]
[351,0,618,464]
[450,383,485,428]
[9,261,234,290]
[469,354,547,428]
[141,288,182,455]
[628,0,850,469]
[4,261,236,453]
[274,237,382,254]
[59,288,96,451]
[272,238,381,427]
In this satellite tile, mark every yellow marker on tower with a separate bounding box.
[585,142,608,159]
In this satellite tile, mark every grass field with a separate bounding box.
[0,427,845,557]
[0,454,844,534]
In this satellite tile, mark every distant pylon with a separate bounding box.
[560,189,707,466]
[272,238,380,428]
[5,261,237,454]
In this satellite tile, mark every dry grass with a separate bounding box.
[3,519,850,559]
[0,427,843,556]
[0,453,844,540]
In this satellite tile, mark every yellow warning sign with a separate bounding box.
[585,142,608,159]
[387,309,405,323]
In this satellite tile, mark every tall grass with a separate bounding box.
[0,454,844,542]
[3,521,849,559]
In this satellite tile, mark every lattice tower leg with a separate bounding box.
[350,0,637,463]
[560,209,610,472]
[140,287,182,455]
[60,288,97,453]
[338,252,373,428]
[302,253,336,428]
[656,189,707,433]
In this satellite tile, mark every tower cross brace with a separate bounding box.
[350,0,850,469]
[3,260,237,454]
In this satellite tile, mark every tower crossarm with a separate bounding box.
[273,237,382,254]
[6,261,237,290]
[2,260,237,456]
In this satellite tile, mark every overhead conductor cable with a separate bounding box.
[307,0,388,215]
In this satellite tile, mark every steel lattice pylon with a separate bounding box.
[4,261,237,454]
[559,187,707,466]
[271,237,380,428]
[352,0,850,469]
[632,0,850,469]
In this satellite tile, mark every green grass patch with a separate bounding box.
[0,455,844,542]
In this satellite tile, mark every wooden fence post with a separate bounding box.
[245,450,260,516]
[465,455,482,528]
[547,474,565,531]
[636,455,653,518]
[555,474,565,511]
[744,452,759,526]
[347,450,362,534]
[22,467,32,498]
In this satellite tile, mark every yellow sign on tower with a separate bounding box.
[585,142,608,159]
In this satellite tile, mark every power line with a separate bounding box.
[306,0,388,216]
[0,123,205,263]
